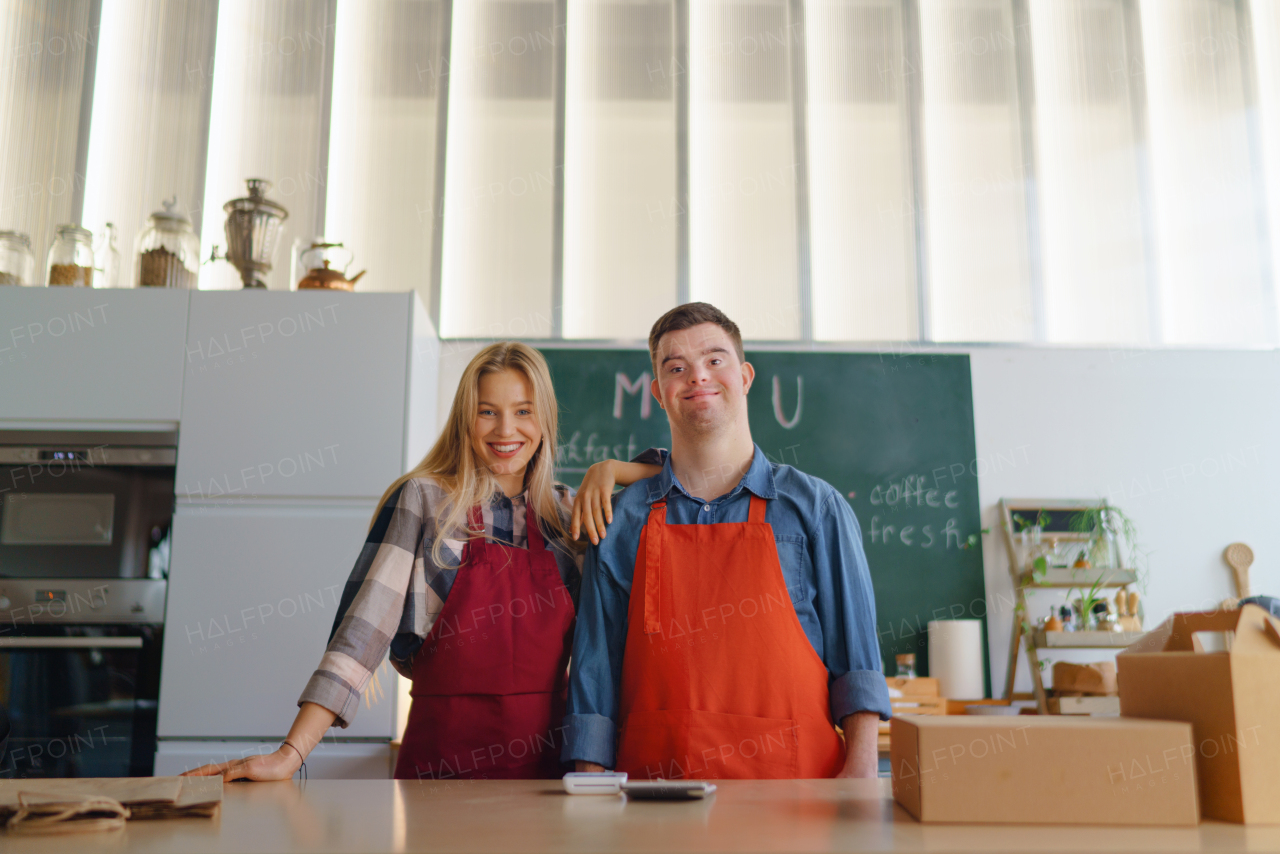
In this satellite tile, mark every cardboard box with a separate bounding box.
[890,716,1198,826]
[1052,661,1117,695]
[1117,605,1280,824]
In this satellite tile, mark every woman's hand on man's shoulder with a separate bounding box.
[572,461,620,545]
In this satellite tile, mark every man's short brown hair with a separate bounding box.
[648,302,745,371]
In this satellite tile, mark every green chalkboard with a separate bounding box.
[540,346,987,694]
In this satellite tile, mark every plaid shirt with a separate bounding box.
[298,477,581,728]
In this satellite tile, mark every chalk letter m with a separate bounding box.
[614,372,652,420]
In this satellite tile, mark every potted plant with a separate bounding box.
[1068,505,1143,574]
[1069,575,1109,631]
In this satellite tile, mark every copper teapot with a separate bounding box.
[295,242,365,291]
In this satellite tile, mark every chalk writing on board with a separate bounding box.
[772,375,802,429]
[868,515,963,549]
[558,431,640,471]
[868,474,960,508]
[613,372,652,420]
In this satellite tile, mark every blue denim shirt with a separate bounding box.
[562,445,893,768]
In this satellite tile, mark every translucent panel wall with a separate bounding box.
[6,0,1280,348]
[1028,0,1150,344]
[199,0,335,291]
[440,0,557,338]
[806,0,917,341]
[326,0,446,304]
[689,0,802,340]
[919,0,1033,342]
[1140,0,1270,344]
[0,0,93,276]
[83,0,218,288]
[1248,0,1280,336]
[562,0,678,340]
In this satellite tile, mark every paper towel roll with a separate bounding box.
[928,619,986,700]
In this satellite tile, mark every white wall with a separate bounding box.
[971,348,1280,695]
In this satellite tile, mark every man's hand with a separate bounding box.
[576,761,607,772]
[836,711,880,779]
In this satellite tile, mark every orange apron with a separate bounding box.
[615,494,844,780]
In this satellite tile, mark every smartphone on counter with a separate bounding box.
[562,772,628,794]
[622,780,717,800]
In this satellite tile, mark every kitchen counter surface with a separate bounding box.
[2,779,1275,854]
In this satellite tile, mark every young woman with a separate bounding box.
[186,342,658,781]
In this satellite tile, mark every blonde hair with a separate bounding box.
[371,342,578,567]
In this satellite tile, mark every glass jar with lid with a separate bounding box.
[0,231,35,285]
[134,197,200,289]
[46,225,95,286]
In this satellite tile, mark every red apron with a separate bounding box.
[615,494,844,780]
[394,502,573,780]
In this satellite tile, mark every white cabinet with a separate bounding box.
[0,289,188,422]
[176,292,412,499]
[154,741,391,779]
[158,504,396,739]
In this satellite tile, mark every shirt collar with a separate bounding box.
[489,490,524,507]
[647,444,777,504]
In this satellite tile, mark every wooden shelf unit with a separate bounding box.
[1048,695,1120,716]
[999,499,1139,715]
[1017,568,1138,588]
[877,677,945,753]
[1031,630,1145,648]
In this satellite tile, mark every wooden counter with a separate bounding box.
[3,779,1276,853]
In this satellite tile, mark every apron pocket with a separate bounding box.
[619,708,800,780]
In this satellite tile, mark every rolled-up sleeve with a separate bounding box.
[562,540,631,767]
[814,490,893,723]
[298,481,423,727]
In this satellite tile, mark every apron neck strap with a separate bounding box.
[748,494,767,523]
[524,499,546,552]
[647,499,668,525]
[643,500,667,634]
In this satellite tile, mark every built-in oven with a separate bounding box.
[0,430,174,778]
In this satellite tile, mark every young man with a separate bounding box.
[562,303,891,780]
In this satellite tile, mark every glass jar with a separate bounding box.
[46,225,95,286]
[134,198,200,289]
[895,653,917,679]
[0,231,35,285]
[93,222,121,288]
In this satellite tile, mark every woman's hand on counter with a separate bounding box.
[181,703,333,782]
[182,746,303,782]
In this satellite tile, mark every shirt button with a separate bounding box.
[703,504,711,512]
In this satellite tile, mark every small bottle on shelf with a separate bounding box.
[93,222,121,288]
[1044,609,1063,632]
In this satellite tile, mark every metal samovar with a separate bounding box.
[222,179,288,289]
